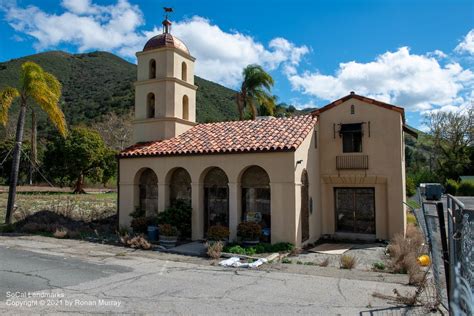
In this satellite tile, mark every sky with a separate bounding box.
[0,0,473,128]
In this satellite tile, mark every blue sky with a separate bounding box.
[0,0,473,128]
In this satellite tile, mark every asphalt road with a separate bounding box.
[0,237,421,315]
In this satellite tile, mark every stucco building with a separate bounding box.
[118,19,416,246]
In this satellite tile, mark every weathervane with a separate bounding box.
[162,7,173,33]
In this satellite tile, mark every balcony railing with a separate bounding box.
[336,155,369,170]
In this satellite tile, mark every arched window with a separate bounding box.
[203,168,229,234]
[241,166,270,242]
[149,59,156,79]
[147,93,155,118]
[169,168,191,207]
[182,95,189,120]
[181,62,187,81]
[301,170,309,242]
[136,168,158,216]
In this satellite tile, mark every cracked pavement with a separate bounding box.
[0,236,418,315]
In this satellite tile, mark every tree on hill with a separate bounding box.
[44,127,116,193]
[236,64,276,120]
[0,61,67,224]
[425,105,473,181]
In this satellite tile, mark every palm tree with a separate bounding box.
[0,61,68,224]
[236,64,276,120]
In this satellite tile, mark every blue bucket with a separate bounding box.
[147,225,158,241]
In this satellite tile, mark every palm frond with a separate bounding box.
[0,87,20,126]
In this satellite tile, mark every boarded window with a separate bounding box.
[138,169,158,216]
[241,166,271,242]
[169,168,191,207]
[301,170,309,242]
[204,168,229,233]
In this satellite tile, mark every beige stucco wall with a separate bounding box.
[317,98,406,240]
[119,150,306,245]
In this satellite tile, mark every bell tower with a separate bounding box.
[133,10,197,143]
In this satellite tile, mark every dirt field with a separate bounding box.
[0,187,117,224]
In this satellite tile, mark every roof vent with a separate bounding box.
[350,91,355,95]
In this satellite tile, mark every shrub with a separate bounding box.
[130,216,157,234]
[406,176,417,197]
[120,234,152,250]
[159,224,179,237]
[157,200,192,238]
[225,245,246,255]
[53,227,68,238]
[387,224,426,285]
[407,213,417,226]
[445,179,459,196]
[457,180,474,196]
[206,241,223,259]
[319,257,330,267]
[339,255,357,269]
[282,258,292,264]
[373,262,386,271]
[207,225,230,241]
[0,224,15,233]
[237,222,261,241]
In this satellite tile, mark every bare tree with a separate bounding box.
[425,104,473,180]
[94,111,133,150]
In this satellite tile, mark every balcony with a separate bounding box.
[336,155,369,170]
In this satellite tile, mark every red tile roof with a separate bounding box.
[120,115,316,158]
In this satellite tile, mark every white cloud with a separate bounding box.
[1,1,309,88]
[169,17,309,86]
[3,0,145,55]
[455,29,474,55]
[289,47,474,111]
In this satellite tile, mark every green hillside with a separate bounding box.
[0,50,239,136]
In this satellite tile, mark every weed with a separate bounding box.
[120,234,152,250]
[206,241,224,260]
[296,260,303,265]
[319,257,330,267]
[340,255,357,269]
[53,227,68,238]
[303,261,316,266]
[282,258,292,264]
[373,262,386,271]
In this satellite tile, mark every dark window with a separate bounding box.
[340,123,362,153]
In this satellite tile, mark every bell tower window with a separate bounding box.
[149,59,156,79]
[147,93,155,118]
[181,62,187,81]
[182,95,189,120]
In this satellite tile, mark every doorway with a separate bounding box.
[334,188,375,234]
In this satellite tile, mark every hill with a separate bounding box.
[0,50,240,136]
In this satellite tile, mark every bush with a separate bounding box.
[223,242,294,255]
[120,234,152,250]
[407,213,417,226]
[457,181,474,196]
[206,241,224,259]
[339,255,357,269]
[387,224,426,285]
[282,258,292,264]
[406,176,416,197]
[53,227,68,238]
[0,224,15,233]
[159,224,179,237]
[207,225,230,241]
[445,179,459,195]
[225,245,246,255]
[237,222,261,241]
[130,216,157,234]
[157,200,192,238]
[373,262,386,270]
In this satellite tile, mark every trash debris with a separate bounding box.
[219,256,268,268]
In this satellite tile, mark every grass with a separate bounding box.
[339,255,357,269]
[0,191,117,224]
[406,200,421,209]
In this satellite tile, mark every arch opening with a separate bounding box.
[182,95,189,120]
[203,168,229,234]
[147,93,155,118]
[240,166,271,242]
[136,168,158,216]
[149,59,156,79]
[169,168,192,207]
[301,170,309,242]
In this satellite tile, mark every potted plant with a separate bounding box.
[207,225,230,244]
[159,224,179,248]
[237,222,261,246]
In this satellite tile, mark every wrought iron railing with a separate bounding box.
[336,155,368,170]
